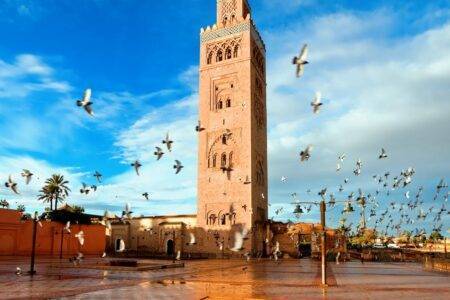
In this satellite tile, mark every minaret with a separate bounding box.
[197,0,268,253]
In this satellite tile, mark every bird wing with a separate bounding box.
[314,91,322,103]
[296,64,304,77]
[25,175,31,185]
[84,104,94,116]
[83,89,91,102]
[299,44,308,61]
[11,184,19,194]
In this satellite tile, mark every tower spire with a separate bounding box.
[217,0,251,28]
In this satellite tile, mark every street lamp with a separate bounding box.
[28,211,38,276]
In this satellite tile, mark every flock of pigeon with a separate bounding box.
[289,44,448,238]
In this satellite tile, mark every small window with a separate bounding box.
[226,47,232,59]
[217,50,223,62]
[213,154,217,168]
[217,101,223,110]
[226,99,231,108]
[221,214,226,225]
[222,135,227,145]
[207,52,213,64]
[229,152,233,167]
[233,45,239,58]
[221,153,227,167]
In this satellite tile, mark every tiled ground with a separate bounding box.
[0,257,448,299]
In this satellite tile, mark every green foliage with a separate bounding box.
[38,174,71,211]
[16,204,26,212]
[72,205,85,214]
[0,199,10,208]
[429,230,444,242]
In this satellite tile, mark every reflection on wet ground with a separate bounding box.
[0,257,448,299]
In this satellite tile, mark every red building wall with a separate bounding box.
[0,209,106,257]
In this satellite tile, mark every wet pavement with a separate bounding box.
[0,257,448,299]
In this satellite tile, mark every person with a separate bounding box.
[360,251,364,264]
[336,251,341,265]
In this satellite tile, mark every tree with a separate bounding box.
[38,174,71,211]
[429,230,443,243]
[17,204,26,213]
[0,199,10,209]
[72,205,85,214]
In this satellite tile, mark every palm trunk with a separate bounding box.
[55,195,58,210]
[50,200,53,211]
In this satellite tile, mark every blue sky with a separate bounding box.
[0,0,449,236]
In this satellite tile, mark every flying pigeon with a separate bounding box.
[76,89,94,116]
[336,163,341,172]
[162,132,173,152]
[131,160,142,176]
[379,148,388,159]
[281,176,287,182]
[310,92,323,114]
[338,154,346,162]
[64,221,71,233]
[154,147,164,161]
[195,121,205,132]
[142,192,149,200]
[187,232,196,245]
[21,169,33,185]
[75,231,85,246]
[5,176,19,194]
[93,171,102,183]
[174,160,184,174]
[80,183,90,195]
[15,267,22,276]
[292,44,309,78]
[90,185,97,192]
[230,228,247,252]
[300,145,313,162]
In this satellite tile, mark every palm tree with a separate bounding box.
[38,174,71,211]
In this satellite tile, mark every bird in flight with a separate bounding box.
[131,160,142,176]
[80,183,90,195]
[76,89,94,116]
[142,192,149,200]
[300,145,313,162]
[174,160,184,174]
[379,148,388,159]
[75,231,85,246]
[21,169,33,185]
[64,221,71,233]
[338,154,346,162]
[281,176,287,182]
[230,228,247,252]
[5,176,19,194]
[93,171,102,183]
[310,92,323,114]
[292,44,309,78]
[154,147,164,161]
[187,232,196,246]
[195,121,205,132]
[162,132,174,152]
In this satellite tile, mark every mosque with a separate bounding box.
[108,0,344,258]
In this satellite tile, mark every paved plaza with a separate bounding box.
[0,257,448,299]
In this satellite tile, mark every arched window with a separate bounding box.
[229,152,233,168]
[233,45,239,58]
[221,214,226,225]
[222,135,227,145]
[223,16,228,27]
[213,153,217,168]
[226,98,231,108]
[216,50,223,62]
[225,47,232,59]
[221,153,227,167]
[217,100,223,110]
[207,51,213,64]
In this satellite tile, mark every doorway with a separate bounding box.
[166,239,174,256]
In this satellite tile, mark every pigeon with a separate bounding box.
[187,232,196,245]
[76,89,94,116]
[80,183,90,195]
[64,221,71,233]
[339,185,344,192]
[93,171,102,183]
[162,133,174,152]
[142,192,149,200]
[338,154,346,162]
[131,160,142,176]
[300,145,313,162]
[354,168,361,176]
[122,203,132,220]
[70,252,84,266]
[75,231,85,246]
[318,188,327,199]
[437,179,448,193]
[336,163,341,172]
[356,159,362,169]
[174,160,184,174]
[90,185,97,192]
[281,176,287,182]
[5,176,19,194]
[21,169,33,185]
[195,121,205,132]
[310,92,323,114]
[405,191,410,199]
[102,252,107,258]
[344,178,349,184]
[230,228,247,252]
[154,147,164,161]
[292,44,309,78]
[379,148,388,159]
[15,267,22,275]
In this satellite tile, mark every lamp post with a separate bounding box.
[28,211,38,276]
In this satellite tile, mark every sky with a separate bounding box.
[0,0,449,236]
